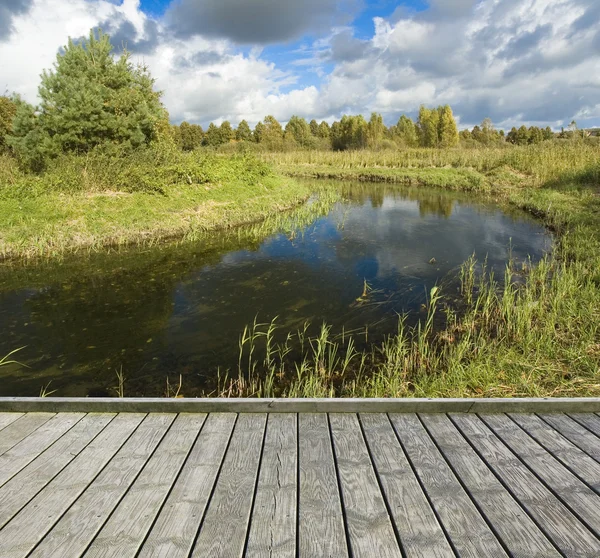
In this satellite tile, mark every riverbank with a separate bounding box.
[0,150,310,260]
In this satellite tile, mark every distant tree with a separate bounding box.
[235,119,252,141]
[459,129,472,141]
[528,126,544,145]
[367,112,385,148]
[506,127,518,144]
[309,119,319,136]
[285,115,312,147]
[437,105,459,148]
[417,106,440,147]
[220,121,234,143]
[543,126,554,141]
[261,115,284,148]
[8,29,167,169]
[0,95,18,152]
[253,121,265,143]
[203,122,222,146]
[395,115,418,147]
[515,125,530,145]
[317,120,330,139]
[175,121,203,151]
[336,114,368,150]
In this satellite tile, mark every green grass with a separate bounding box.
[0,149,310,259]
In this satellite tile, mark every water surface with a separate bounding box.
[0,181,551,396]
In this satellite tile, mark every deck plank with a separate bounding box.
[421,413,560,558]
[510,413,600,491]
[452,413,600,557]
[0,412,55,456]
[540,413,600,462]
[0,412,84,488]
[138,413,237,558]
[390,413,508,557]
[330,413,401,558]
[360,413,453,558]
[84,413,206,558]
[480,413,600,536]
[0,413,115,530]
[246,413,297,558]
[568,413,600,438]
[0,413,144,558]
[29,414,175,558]
[0,413,24,432]
[298,413,349,558]
[190,413,267,558]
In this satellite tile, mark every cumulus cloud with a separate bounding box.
[0,0,34,40]
[166,0,361,44]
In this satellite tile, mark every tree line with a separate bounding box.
[171,108,567,152]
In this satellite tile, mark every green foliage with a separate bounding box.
[203,123,223,147]
[437,105,459,148]
[332,115,368,150]
[367,112,385,148]
[173,121,203,151]
[8,29,167,170]
[284,115,313,147]
[309,119,319,136]
[220,121,234,143]
[260,115,284,149]
[235,119,252,141]
[393,115,418,147]
[0,96,18,152]
[417,106,440,147]
[317,121,331,139]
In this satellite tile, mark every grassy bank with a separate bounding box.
[210,142,600,398]
[0,149,309,260]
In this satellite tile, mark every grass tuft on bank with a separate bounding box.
[0,149,309,260]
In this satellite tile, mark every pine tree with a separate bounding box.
[236,120,252,141]
[437,105,459,148]
[220,121,234,143]
[8,29,167,168]
[253,121,265,143]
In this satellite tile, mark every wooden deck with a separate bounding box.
[0,400,600,557]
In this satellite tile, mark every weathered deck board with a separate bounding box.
[190,413,267,558]
[298,413,349,558]
[330,413,402,557]
[480,413,600,536]
[85,414,206,558]
[0,413,143,558]
[245,413,297,558]
[138,413,236,558]
[0,412,84,488]
[390,413,509,557]
[0,406,598,558]
[30,414,176,558]
[360,413,454,558]
[421,413,560,558]
[452,413,600,557]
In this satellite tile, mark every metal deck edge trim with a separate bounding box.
[0,397,599,413]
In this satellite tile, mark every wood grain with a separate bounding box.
[246,413,297,558]
[190,413,267,558]
[85,414,206,558]
[452,413,600,557]
[0,412,55,456]
[390,413,508,557]
[30,414,175,558]
[138,413,236,558]
[360,413,454,558]
[298,413,349,558]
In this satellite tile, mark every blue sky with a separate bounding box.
[1,0,600,129]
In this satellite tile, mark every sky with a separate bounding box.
[1,0,599,130]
